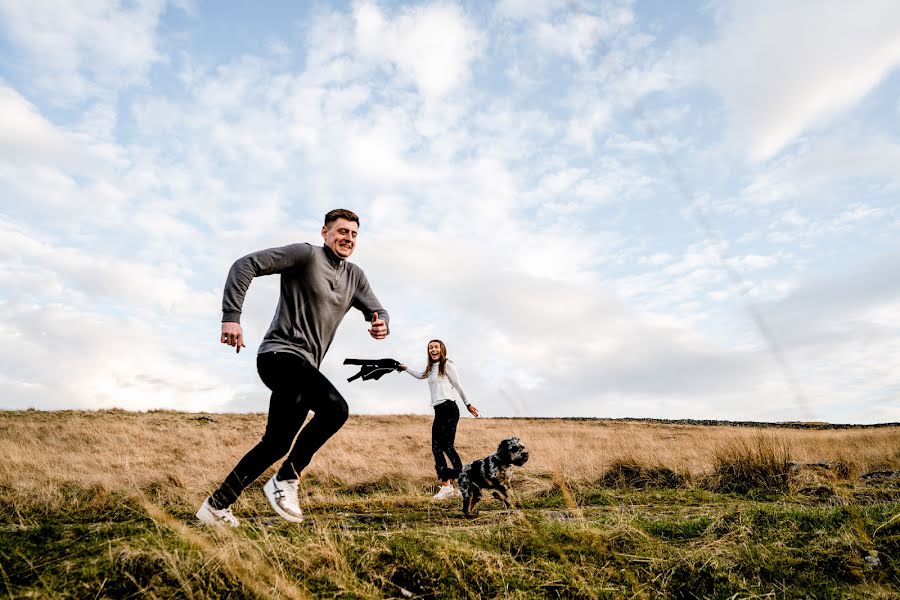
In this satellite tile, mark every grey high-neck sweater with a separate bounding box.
[222,243,390,368]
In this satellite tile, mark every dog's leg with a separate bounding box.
[461,489,472,516]
[505,486,517,510]
[490,484,511,510]
[467,488,482,516]
[459,472,470,515]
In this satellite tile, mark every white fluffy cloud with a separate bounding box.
[0,85,105,170]
[697,0,900,161]
[741,136,900,205]
[354,1,482,100]
[0,0,166,102]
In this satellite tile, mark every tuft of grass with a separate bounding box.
[634,515,713,541]
[705,435,792,497]
[659,557,737,599]
[599,460,684,489]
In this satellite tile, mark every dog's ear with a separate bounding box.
[497,438,519,461]
[498,437,522,453]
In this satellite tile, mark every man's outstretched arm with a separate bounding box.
[351,271,389,340]
[220,243,312,353]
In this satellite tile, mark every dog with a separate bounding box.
[458,437,529,516]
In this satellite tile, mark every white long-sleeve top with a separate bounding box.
[405,361,470,407]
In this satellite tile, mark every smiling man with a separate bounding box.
[196,209,390,527]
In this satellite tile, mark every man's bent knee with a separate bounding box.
[321,395,348,429]
[334,400,349,427]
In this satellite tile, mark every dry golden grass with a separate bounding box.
[1,409,897,509]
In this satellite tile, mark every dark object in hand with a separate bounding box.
[343,358,402,382]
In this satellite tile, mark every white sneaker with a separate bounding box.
[432,485,457,500]
[263,475,304,523]
[196,497,240,528]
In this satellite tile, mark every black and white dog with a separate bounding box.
[458,437,529,516]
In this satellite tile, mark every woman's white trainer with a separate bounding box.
[432,485,457,500]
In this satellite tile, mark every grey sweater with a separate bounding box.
[222,243,389,368]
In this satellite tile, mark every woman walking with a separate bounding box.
[400,340,479,500]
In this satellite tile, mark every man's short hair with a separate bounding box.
[324,209,359,227]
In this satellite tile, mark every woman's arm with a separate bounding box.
[400,364,428,379]
[445,362,470,406]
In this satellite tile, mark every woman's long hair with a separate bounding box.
[425,339,448,378]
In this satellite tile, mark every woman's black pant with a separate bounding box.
[432,400,462,481]
[209,351,348,509]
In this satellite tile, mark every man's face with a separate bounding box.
[322,218,358,259]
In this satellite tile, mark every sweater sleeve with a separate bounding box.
[350,269,390,333]
[405,367,428,380]
[445,362,470,406]
[222,243,312,323]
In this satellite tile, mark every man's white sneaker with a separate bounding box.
[263,475,304,523]
[432,485,457,500]
[196,497,240,528]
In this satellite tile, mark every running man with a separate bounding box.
[196,209,389,526]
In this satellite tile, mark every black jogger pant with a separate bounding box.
[209,351,349,509]
[432,400,462,481]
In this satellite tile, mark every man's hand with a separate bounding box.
[467,404,480,417]
[368,312,388,340]
[221,322,245,353]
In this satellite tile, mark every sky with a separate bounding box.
[1,0,899,423]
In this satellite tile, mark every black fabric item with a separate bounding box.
[209,352,349,509]
[432,400,462,481]
[343,358,401,382]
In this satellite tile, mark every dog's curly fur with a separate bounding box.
[458,437,529,516]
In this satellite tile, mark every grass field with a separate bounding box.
[1,409,898,598]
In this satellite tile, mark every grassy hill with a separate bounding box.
[1,410,898,598]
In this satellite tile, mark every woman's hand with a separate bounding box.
[467,404,480,417]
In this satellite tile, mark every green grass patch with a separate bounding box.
[634,514,713,540]
[3,488,898,598]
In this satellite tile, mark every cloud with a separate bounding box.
[354,1,483,100]
[0,214,246,412]
[0,84,101,170]
[761,251,900,344]
[767,203,894,247]
[495,0,557,21]
[0,217,217,319]
[0,93,129,231]
[535,14,610,64]
[0,0,167,102]
[750,251,900,421]
[697,0,900,161]
[0,302,236,412]
[741,136,900,205]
